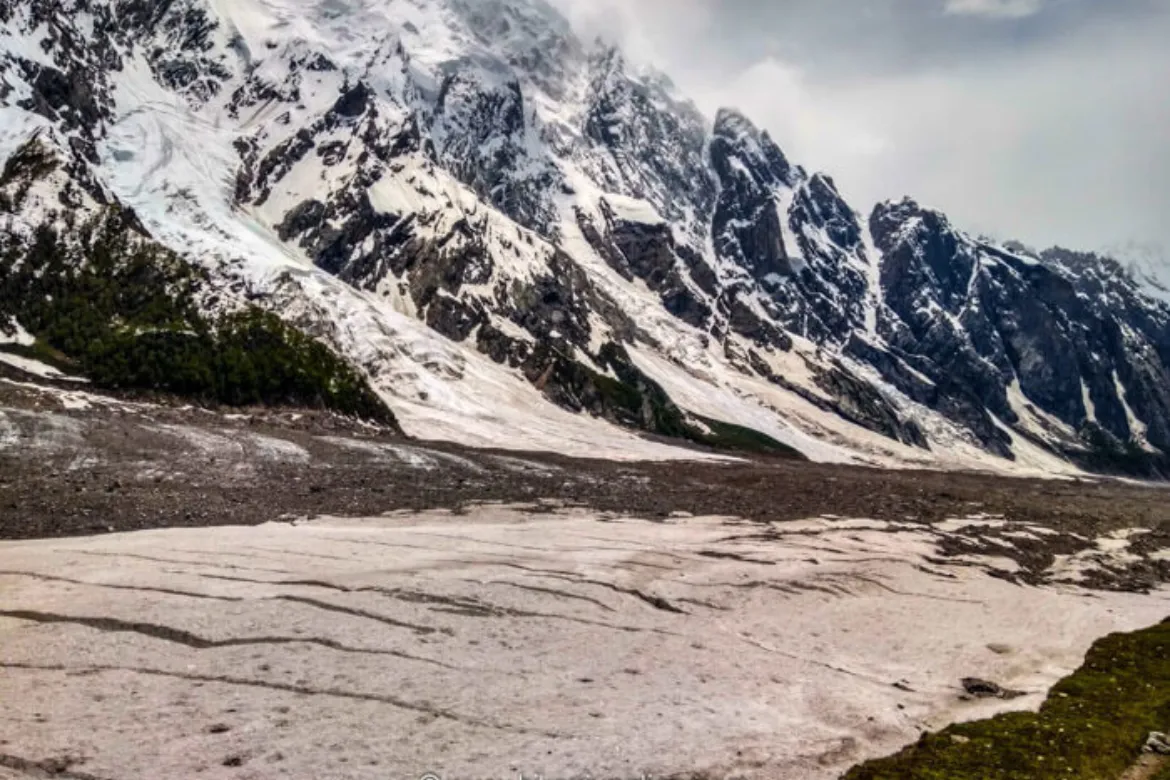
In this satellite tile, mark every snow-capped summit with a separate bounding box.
[1105,242,1170,303]
[1,0,1168,475]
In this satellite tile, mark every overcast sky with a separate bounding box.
[549,0,1170,254]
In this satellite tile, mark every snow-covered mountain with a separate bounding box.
[2,0,1168,475]
[1105,242,1170,304]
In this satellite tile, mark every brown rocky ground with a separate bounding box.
[3,370,1170,780]
[1,370,1168,590]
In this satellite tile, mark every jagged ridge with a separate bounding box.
[1,0,1167,473]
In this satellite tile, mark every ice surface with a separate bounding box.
[1,507,1167,779]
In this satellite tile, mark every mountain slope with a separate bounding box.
[2,0,1168,475]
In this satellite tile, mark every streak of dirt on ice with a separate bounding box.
[1,508,1168,779]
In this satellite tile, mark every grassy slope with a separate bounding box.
[0,212,396,425]
[844,619,1170,780]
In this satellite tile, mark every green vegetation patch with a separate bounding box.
[527,341,806,457]
[1071,423,1170,480]
[692,415,803,458]
[844,618,1170,780]
[0,209,395,424]
[597,342,802,457]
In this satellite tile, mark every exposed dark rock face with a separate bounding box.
[426,294,486,343]
[433,70,559,232]
[504,251,594,349]
[709,111,870,347]
[1041,248,1170,454]
[709,109,796,282]
[869,199,1170,465]
[19,64,105,134]
[961,677,1025,701]
[477,322,531,368]
[797,174,863,249]
[717,287,793,351]
[516,341,686,437]
[116,0,234,103]
[582,48,715,228]
[814,366,929,450]
[275,189,413,289]
[332,82,373,118]
[578,200,712,329]
[744,348,927,450]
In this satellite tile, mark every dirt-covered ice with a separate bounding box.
[1,507,1167,779]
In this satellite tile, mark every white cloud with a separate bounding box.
[707,27,1170,251]
[944,0,1046,18]
[548,0,1170,252]
[548,0,713,64]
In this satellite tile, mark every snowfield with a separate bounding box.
[2,507,1167,779]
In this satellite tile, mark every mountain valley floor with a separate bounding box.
[1,371,1168,587]
[3,373,1170,779]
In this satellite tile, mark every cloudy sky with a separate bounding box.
[550,0,1170,255]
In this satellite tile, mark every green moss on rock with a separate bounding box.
[521,340,805,457]
[845,619,1170,780]
[692,415,803,458]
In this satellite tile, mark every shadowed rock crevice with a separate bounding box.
[162,572,666,633]
[697,550,778,566]
[382,587,669,633]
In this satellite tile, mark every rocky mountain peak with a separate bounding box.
[1,0,1168,476]
[710,107,798,189]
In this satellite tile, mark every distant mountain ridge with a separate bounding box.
[1106,242,1170,303]
[1,0,1167,475]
